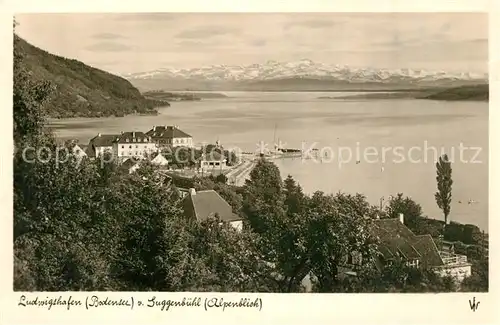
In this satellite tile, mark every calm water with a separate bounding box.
[49,91,489,230]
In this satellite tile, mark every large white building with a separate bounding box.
[112,131,157,160]
[88,133,119,158]
[145,125,193,148]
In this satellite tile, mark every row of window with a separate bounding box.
[156,138,191,144]
[125,138,149,143]
[203,161,222,166]
[121,144,152,149]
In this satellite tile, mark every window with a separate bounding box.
[129,145,132,149]
[121,145,124,149]
[133,138,136,142]
[136,145,138,148]
[126,139,129,142]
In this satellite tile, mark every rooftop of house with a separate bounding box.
[116,131,151,143]
[146,125,192,139]
[371,217,444,267]
[89,134,119,147]
[120,158,141,170]
[184,189,241,223]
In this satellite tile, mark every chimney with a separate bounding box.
[189,188,196,196]
[121,131,124,135]
[133,131,136,138]
[153,126,156,131]
[399,213,404,224]
[98,133,101,137]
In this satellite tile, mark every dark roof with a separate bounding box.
[85,145,96,158]
[184,190,241,223]
[413,235,445,267]
[89,134,119,147]
[371,218,443,266]
[116,131,151,143]
[121,158,139,169]
[146,126,192,139]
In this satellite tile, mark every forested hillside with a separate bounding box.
[14,35,168,118]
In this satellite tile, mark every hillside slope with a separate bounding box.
[14,35,168,118]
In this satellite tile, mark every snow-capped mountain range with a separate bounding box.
[123,59,487,83]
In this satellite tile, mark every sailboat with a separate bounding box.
[272,123,302,159]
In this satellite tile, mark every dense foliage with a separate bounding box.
[422,84,489,101]
[13,35,488,292]
[14,35,167,118]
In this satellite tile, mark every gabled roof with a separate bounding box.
[121,158,140,169]
[146,126,192,139]
[413,235,444,267]
[89,134,119,147]
[116,131,151,143]
[371,218,444,266]
[184,190,241,223]
[151,153,169,166]
[85,145,96,158]
[72,144,88,157]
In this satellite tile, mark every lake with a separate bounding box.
[48,91,489,230]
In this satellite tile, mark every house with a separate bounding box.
[150,152,169,167]
[72,144,88,160]
[145,125,193,148]
[199,151,228,171]
[369,214,472,282]
[121,158,141,174]
[61,140,88,159]
[112,131,157,161]
[183,188,243,231]
[88,133,119,158]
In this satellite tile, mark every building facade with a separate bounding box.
[199,152,228,171]
[88,133,119,158]
[113,131,157,160]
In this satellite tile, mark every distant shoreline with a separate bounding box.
[320,84,489,102]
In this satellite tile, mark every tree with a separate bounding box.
[435,154,453,226]
[283,175,305,215]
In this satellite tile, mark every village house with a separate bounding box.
[113,131,157,161]
[150,152,169,167]
[198,151,228,171]
[59,139,89,162]
[183,188,243,231]
[121,158,141,174]
[71,143,88,160]
[87,133,119,158]
[341,214,472,282]
[145,125,193,148]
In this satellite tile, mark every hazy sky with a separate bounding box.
[15,13,488,74]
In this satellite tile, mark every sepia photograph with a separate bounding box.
[13,12,488,294]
